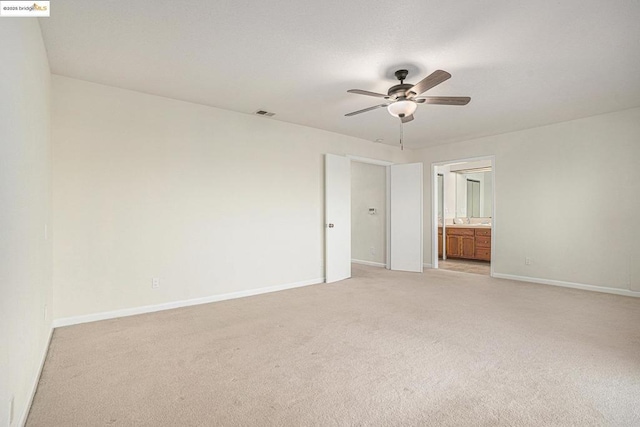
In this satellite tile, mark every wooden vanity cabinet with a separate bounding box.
[462,236,475,258]
[445,227,491,261]
[446,228,473,258]
[438,227,443,258]
[446,235,460,257]
[474,228,491,260]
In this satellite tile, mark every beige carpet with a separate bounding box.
[28,265,640,426]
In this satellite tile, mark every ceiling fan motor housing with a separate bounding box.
[388,69,414,99]
[387,83,414,99]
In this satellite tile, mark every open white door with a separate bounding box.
[390,163,423,272]
[325,154,351,283]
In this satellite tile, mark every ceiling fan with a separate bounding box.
[345,69,470,123]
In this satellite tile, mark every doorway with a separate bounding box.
[350,160,388,269]
[432,157,495,276]
[324,154,423,283]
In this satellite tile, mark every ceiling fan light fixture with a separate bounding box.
[387,100,417,118]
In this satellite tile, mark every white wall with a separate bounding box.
[52,76,410,320]
[351,161,386,265]
[413,107,640,293]
[482,171,492,218]
[0,20,52,427]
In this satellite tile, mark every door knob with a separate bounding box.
[328,223,334,228]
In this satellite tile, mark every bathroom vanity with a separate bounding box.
[443,226,491,261]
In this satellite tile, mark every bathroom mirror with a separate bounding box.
[455,170,492,218]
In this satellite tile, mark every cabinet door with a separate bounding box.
[461,236,475,258]
[438,234,443,258]
[446,235,461,257]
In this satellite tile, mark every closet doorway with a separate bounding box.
[350,159,388,269]
[324,154,423,282]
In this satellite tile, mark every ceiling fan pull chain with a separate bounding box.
[400,121,404,151]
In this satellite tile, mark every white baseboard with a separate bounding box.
[353,259,431,270]
[351,259,386,268]
[492,273,640,298]
[53,277,325,328]
[19,326,53,427]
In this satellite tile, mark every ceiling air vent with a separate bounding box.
[254,110,275,117]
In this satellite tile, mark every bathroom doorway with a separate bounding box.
[432,156,495,276]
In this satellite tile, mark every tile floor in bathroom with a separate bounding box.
[437,259,491,275]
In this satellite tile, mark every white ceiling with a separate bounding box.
[40,0,640,149]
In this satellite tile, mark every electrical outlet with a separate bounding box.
[151,278,160,289]
[525,257,532,265]
[9,395,14,425]
[370,247,376,255]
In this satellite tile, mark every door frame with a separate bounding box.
[431,155,496,277]
[347,155,393,269]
